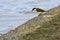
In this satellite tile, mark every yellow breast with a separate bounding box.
[37,12,44,15]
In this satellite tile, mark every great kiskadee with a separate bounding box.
[32,8,47,16]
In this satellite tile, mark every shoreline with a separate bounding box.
[0,5,60,40]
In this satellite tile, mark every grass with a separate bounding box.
[23,13,60,40]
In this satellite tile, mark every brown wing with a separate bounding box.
[36,8,45,12]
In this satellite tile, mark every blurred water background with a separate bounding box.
[0,0,60,34]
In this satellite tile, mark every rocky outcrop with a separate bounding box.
[0,5,60,40]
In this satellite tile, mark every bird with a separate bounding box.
[32,8,47,16]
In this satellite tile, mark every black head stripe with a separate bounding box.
[32,8,36,11]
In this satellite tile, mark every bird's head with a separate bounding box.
[32,8,38,13]
[32,8,36,11]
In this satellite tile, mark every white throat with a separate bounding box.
[33,9,37,13]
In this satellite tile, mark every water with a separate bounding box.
[0,0,60,34]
